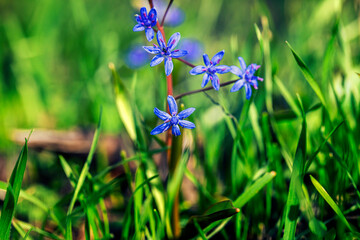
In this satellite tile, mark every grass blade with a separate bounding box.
[65,110,102,240]
[283,95,307,240]
[0,139,28,240]
[234,171,277,208]
[285,41,326,107]
[310,175,353,232]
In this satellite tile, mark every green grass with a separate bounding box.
[0,0,360,239]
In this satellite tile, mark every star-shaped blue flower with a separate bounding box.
[133,7,157,42]
[230,57,263,99]
[150,95,195,136]
[143,32,188,76]
[189,50,231,91]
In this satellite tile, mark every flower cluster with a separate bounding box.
[132,6,263,136]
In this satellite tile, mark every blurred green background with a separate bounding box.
[0,0,360,238]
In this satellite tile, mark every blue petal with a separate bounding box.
[167,95,178,115]
[179,120,195,129]
[135,15,142,23]
[148,8,157,22]
[172,125,181,136]
[190,66,207,75]
[150,55,164,66]
[211,50,225,66]
[250,79,258,89]
[257,77,264,81]
[145,28,154,41]
[230,66,243,77]
[203,54,210,66]
[201,72,209,88]
[157,31,166,49]
[230,79,245,92]
[171,49,188,58]
[178,107,195,119]
[167,32,181,51]
[211,74,220,91]
[245,83,252,99]
[143,46,161,54]
[154,107,171,121]
[164,57,174,76]
[215,65,231,74]
[133,24,145,32]
[238,57,246,70]
[150,122,171,135]
[140,7,147,20]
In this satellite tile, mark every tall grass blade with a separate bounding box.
[285,41,326,107]
[310,175,353,232]
[0,139,28,240]
[283,95,306,240]
[65,109,102,240]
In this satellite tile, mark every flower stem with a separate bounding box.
[160,0,174,27]
[174,78,240,100]
[175,58,196,68]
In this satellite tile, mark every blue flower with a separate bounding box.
[150,95,195,136]
[189,50,231,91]
[230,57,263,99]
[133,7,157,42]
[143,32,188,76]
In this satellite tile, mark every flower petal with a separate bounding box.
[210,50,225,66]
[145,27,154,41]
[245,83,252,99]
[167,95,178,115]
[154,107,171,121]
[167,32,181,51]
[150,55,164,66]
[135,15,142,23]
[203,54,210,66]
[201,72,209,88]
[257,77,264,81]
[179,120,195,129]
[178,108,195,119]
[164,57,174,76]
[215,65,231,74]
[150,122,170,135]
[230,66,243,77]
[171,49,188,58]
[148,8,157,22]
[133,24,145,32]
[140,7,147,20]
[230,79,245,92]
[157,31,166,49]
[238,57,246,70]
[172,124,181,136]
[190,66,207,75]
[211,74,220,91]
[143,46,161,54]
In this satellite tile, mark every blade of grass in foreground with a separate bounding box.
[0,139,28,240]
[310,175,353,232]
[65,109,102,240]
[283,95,307,240]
